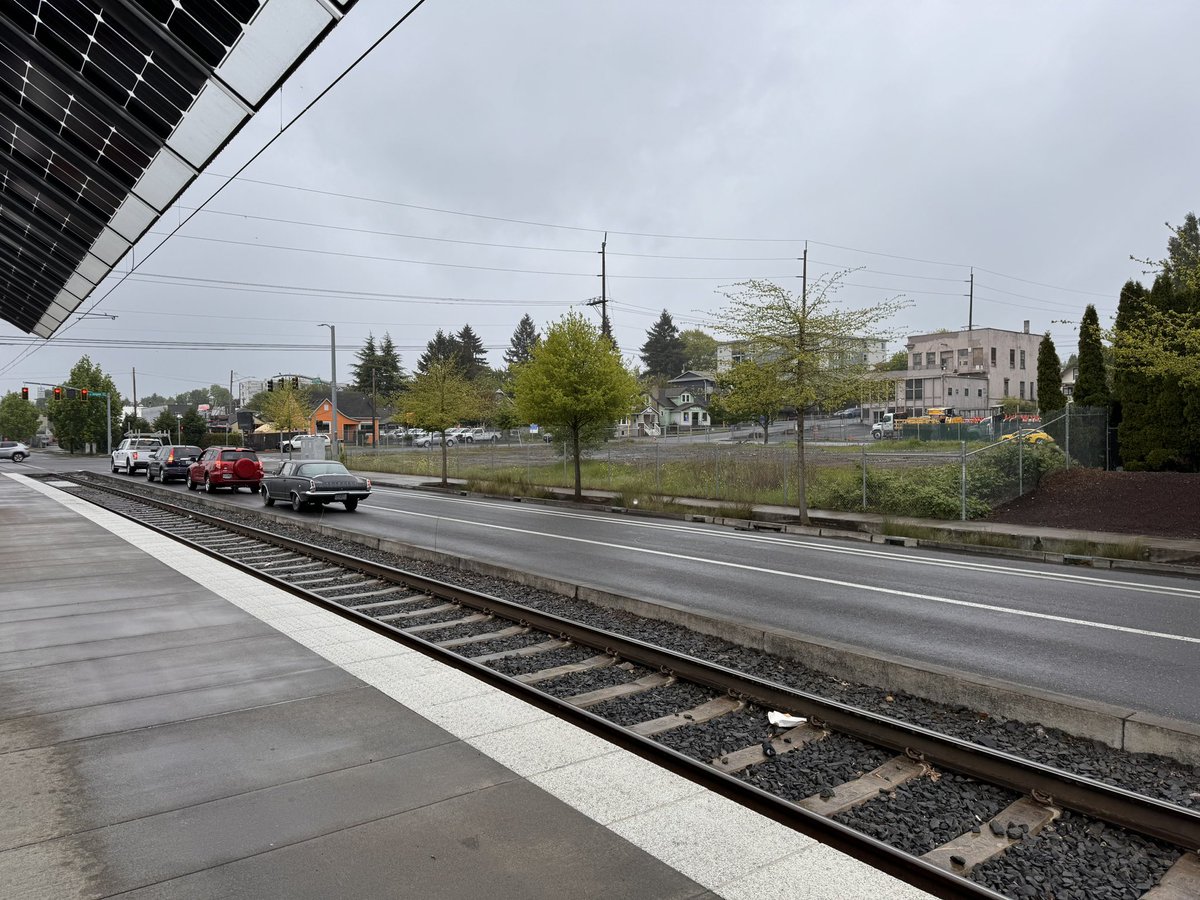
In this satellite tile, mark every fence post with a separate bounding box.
[1018,432,1024,495]
[655,440,661,493]
[715,444,721,499]
[1065,403,1071,469]
[862,445,868,510]
[960,440,967,521]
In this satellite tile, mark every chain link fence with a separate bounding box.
[343,407,1111,521]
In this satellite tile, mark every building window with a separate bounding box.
[1019,381,1025,399]
[1009,349,1016,369]
[957,348,969,367]
[905,378,924,401]
[990,347,997,366]
[912,353,921,369]
[977,389,983,398]
[1019,350,1026,370]
[925,352,936,367]
[1004,377,1010,395]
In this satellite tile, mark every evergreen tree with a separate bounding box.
[455,324,487,379]
[1035,332,1066,415]
[504,314,540,369]
[152,408,178,438]
[180,408,207,445]
[376,333,406,395]
[639,310,687,379]
[416,330,462,375]
[1074,305,1108,407]
[350,333,381,392]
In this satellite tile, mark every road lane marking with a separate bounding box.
[372,488,1200,601]
[366,503,1200,646]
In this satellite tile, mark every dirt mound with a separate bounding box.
[989,469,1200,540]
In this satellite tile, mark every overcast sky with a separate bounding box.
[3,0,1198,403]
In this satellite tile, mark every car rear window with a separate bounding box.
[135,440,161,449]
[169,446,202,457]
[219,450,258,461]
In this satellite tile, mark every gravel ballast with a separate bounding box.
[486,645,601,677]
[587,682,719,727]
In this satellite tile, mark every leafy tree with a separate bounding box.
[1074,304,1109,407]
[174,388,212,408]
[260,383,311,434]
[350,333,381,392]
[456,324,488,380]
[718,361,786,444]
[513,311,639,500]
[504,314,541,369]
[0,391,40,441]
[876,350,909,371]
[640,310,687,379]
[679,328,717,371]
[417,329,461,375]
[403,359,479,485]
[376,333,406,395]
[715,275,905,524]
[121,414,152,435]
[141,393,169,407]
[209,385,233,412]
[152,408,180,440]
[1036,332,1066,415]
[46,356,122,453]
[180,408,207,445]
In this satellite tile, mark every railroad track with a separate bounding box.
[56,474,1200,900]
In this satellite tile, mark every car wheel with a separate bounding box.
[344,498,358,512]
[111,459,118,473]
[147,467,155,482]
[205,475,216,493]
[12,451,25,462]
[291,493,304,512]
[125,460,133,475]
[187,475,197,491]
[261,486,275,507]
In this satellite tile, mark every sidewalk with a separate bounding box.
[347,467,1200,570]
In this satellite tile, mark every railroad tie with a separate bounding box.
[377,602,457,622]
[921,796,1061,876]
[710,722,826,773]
[630,697,745,737]
[515,654,615,685]
[567,672,674,708]
[1139,851,1200,899]
[405,613,491,634]
[797,755,928,817]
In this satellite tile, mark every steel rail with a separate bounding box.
[64,476,1200,863]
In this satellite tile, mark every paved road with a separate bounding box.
[33,454,1200,723]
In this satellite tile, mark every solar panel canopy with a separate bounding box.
[0,0,360,338]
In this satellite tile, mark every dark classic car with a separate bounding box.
[260,460,371,512]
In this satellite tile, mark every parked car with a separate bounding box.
[281,433,330,453]
[261,460,371,512]
[459,427,501,443]
[146,445,202,483]
[111,435,163,474]
[1000,429,1055,445]
[0,440,29,462]
[187,447,264,493]
[414,431,455,447]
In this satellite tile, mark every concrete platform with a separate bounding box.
[0,473,932,900]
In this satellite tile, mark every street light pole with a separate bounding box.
[319,323,338,458]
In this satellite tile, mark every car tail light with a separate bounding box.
[132,452,138,460]
[167,452,175,463]
[365,479,371,488]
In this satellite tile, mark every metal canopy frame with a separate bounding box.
[0,0,359,338]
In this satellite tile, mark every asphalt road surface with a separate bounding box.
[32,454,1200,724]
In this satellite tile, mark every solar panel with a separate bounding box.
[0,0,360,338]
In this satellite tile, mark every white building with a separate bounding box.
[894,322,1045,415]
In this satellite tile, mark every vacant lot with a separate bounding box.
[990,469,1200,540]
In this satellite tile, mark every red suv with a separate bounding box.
[187,447,264,493]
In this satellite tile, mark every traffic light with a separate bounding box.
[80,388,89,400]
[53,386,62,400]
[291,376,299,389]
[21,387,28,400]
[267,379,274,392]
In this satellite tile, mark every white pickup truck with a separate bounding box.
[458,427,501,443]
[111,435,164,474]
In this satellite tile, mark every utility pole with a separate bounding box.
[587,232,611,341]
[968,268,974,332]
[320,324,338,458]
[229,369,235,435]
[131,367,137,421]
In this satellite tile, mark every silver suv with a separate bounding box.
[112,436,163,474]
[0,440,29,462]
